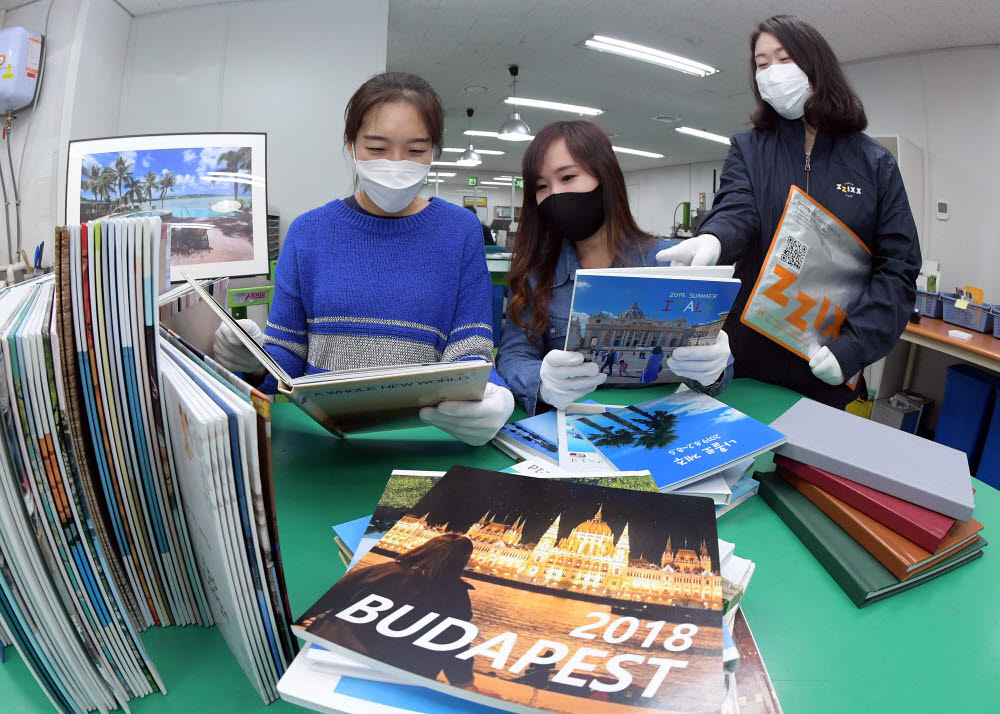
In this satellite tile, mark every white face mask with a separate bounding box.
[352,149,430,214]
[756,63,813,120]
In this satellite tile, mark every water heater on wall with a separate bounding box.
[0,26,43,114]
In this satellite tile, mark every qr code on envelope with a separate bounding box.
[779,235,808,271]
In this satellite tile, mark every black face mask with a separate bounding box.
[537,186,605,242]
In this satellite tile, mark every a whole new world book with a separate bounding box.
[294,467,726,713]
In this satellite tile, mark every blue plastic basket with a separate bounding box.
[976,388,1000,489]
[993,306,1000,340]
[935,364,1000,471]
[914,289,942,319]
[940,295,994,333]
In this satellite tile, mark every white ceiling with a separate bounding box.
[387,0,1000,174]
[114,0,227,13]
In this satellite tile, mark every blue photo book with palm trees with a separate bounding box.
[573,390,786,492]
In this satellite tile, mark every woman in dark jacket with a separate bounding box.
[660,15,921,408]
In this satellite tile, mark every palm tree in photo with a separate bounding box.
[97,168,117,210]
[215,147,252,203]
[111,155,134,208]
[140,171,158,206]
[157,171,178,209]
[589,406,681,451]
[633,413,680,451]
[81,164,102,200]
[585,426,638,450]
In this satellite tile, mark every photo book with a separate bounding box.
[565,266,739,387]
[182,276,492,436]
[572,390,786,492]
[294,466,725,714]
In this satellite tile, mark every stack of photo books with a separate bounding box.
[759,398,986,608]
[282,465,782,713]
[0,219,294,710]
[492,389,781,514]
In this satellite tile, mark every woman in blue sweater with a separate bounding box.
[496,121,733,415]
[214,72,514,445]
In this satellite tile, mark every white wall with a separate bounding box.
[2,0,130,269]
[846,46,1000,303]
[623,160,724,236]
[419,181,524,224]
[118,0,389,245]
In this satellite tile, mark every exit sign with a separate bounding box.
[467,176,478,187]
[514,177,524,189]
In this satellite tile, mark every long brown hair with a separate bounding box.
[396,533,473,580]
[508,121,654,342]
[343,72,444,158]
[749,15,867,133]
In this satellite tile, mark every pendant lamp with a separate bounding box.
[498,65,532,142]
[458,108,483,166]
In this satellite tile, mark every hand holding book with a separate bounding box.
[419,383,515,446]
[666,330,731,387]
[213,319,265,373]
[539,350,607,410]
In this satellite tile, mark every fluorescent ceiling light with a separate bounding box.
[481,180,513,186]
[443,147,505,155]
[432,160,484,167]
[584,35,718,77]
[612,145,665,159]
[428,171,456,177]
[495,175,513,180]
[675,126,731,145]
[503,97,604,116]
[465,130,500,138]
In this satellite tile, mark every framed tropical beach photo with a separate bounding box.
[66,132,268,282]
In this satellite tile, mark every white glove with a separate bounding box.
[667,330,731,387]
[809,346,845,385]
[539,350,608,410]
[655,234,722,266]
[419,383,515,446]
[212,319,264,373]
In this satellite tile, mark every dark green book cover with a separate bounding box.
[757,471,986,608]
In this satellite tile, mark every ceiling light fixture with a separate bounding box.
[612,146,665,159]
[503,96,604,116]
[498,65,533,142]
[464,130,500,138]
[675,126,731,145]
[584,35,718,78]
[432,161,477,167]
[443,147,506,155]
[457,108,483,166]
[428,172,456,178]
[481,180,513,186]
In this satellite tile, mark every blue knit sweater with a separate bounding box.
[261,197,503,393]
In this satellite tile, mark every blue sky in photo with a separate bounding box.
[80,146,250,199]
[570,274,740,328]
[575,390,785,488]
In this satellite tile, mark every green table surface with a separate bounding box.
[2,379,997,713]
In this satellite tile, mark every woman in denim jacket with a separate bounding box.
[497,121,733,415]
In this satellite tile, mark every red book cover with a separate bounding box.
[773,455,955,552]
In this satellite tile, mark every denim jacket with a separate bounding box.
[496,237,734,415]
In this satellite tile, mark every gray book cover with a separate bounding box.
[769,398,975,522]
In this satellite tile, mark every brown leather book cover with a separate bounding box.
[778,468,983,581]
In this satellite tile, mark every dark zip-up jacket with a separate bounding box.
[697,118,921,407]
